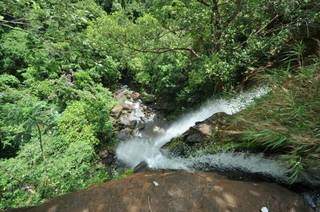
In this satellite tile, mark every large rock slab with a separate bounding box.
[8,171,311,212]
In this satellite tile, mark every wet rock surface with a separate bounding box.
[99,149,116,167]
[9,171,311,212]
[133,161,150,173]
[163,112,231,156]
[182,112,230,144]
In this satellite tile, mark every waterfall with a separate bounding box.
[116,87,290,181]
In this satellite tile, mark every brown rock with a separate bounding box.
[10,171,311,212]
[98,150,115,166]
[122,102,135,110]
[181,112,229,144]
[197,123,212,136]
[111,105,123,118]
[131,92,141,100]
[117,128,133,140]
[119,114,132,126]
[114,92,127,102]
[184,123,213,143]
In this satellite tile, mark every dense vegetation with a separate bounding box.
[0,0,319,209]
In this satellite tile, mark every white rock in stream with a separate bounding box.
[112,86,156,140]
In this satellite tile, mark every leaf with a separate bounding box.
[0,15,4,21]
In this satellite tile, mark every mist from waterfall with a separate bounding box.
[116,87,290,181]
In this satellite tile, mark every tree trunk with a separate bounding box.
[36,123,45,160]
[210,0,221,53]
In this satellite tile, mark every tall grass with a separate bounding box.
[167,63,320,182]
[234,64,320,181]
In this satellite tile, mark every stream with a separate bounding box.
[116,87,289,178]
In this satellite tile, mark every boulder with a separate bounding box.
[117,128,134,141]
[152,126,165,135]
[119,113,135,126]
[184,123,212,143]
[111,104,123,118]
[122,101,136,110]
[10,171,312,212]
[164,112,230,156]
[98,149,115,166]
[133,161,150,173]
[131,92,140,100]
[182,112,229,144]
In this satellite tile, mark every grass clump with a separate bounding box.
[227,65,320,181]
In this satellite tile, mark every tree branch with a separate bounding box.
[104,30,200,58]
[196,0,210,7]
[36,123,45,161]
[128,46,200,58]
[210,0,221,52]
[241,14,280,46]
[158,25,191,40]
[0,19,27,25]
[224,0,243,27]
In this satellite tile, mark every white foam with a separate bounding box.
[189,153,289,180]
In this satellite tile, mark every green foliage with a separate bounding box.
[0,135,107,208]
[0,74,20,90]
[59,86,115,143]
[1,90,56,157]
[26,77,78,109]
[0,0,121,208]
[0,30,29,72]
[283,41,306,67]
[242,130,288,151]
[87,0,320,106]
[0,86,115,208]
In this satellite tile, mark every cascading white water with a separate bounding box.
[116,87,290,180]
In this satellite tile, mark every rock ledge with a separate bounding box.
[9,171,311,212]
